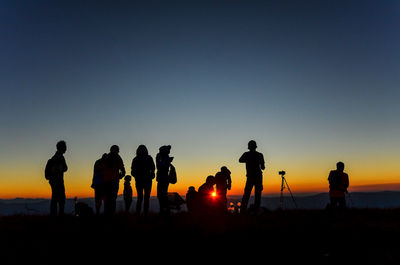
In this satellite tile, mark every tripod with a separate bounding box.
[279,171,298,209]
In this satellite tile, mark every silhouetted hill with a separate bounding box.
[2,191,400,215]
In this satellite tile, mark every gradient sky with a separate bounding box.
[1,0,399,198]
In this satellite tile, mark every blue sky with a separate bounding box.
[1,0,399,197]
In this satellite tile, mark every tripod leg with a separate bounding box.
[284,178,298,208]
[280,177,285,209]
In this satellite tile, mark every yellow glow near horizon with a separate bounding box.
[1,157,400,199]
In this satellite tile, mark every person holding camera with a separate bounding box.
[239,140,265,213]
[156,145,173,216]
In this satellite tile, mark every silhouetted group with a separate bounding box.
[45,139,351,217]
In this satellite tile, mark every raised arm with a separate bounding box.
[239,152,247,163]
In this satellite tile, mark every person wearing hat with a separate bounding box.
[239,140,265,213]
[156,145,173,216]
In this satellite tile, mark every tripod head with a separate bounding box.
[278,170,286,177]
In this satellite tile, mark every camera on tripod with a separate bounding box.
[278,170,298,209]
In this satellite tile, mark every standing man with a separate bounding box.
[239,140,265,213]
[45,140,68,217]
[328,161,349,209]
[103,145,125,216]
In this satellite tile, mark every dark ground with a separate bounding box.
[1,209,400,264]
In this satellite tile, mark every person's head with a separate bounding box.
[336,161,345,172]
[188,186,196,192]
[159,145,171,155]
[101,153,108,160]
[124,175,132,182]
[110,145,119,153]
[136,145,148,156]
[205,175,215,185]
[221,166,231,174]
[248,140,257,151]
[56,140,67,154]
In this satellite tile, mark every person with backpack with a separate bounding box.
[156,145,174,216]
[45,140,68,217]
[239,140,265,213]
[103,145,125,216]
[328,161,350,209]
[131,145,155,215]
[91,153,108,215]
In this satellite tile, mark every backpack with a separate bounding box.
[44,158,54,180]
[169,164,177,184]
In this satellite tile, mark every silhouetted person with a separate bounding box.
[131,144,155,215]
[215,166,232,211]
[239,140,265,213]
[103,145,125,216]
[74,197,94,217]
[45,140,68,217]
[91,153,107,215]
[156,145,173,216]
[123,175,133,212]
[328,161,349,210]
[186,186,198,213]
[197,175,216,212]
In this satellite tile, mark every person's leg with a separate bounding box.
[50,182,57,216]
[58,183,66,216]
[254,176,263,211]
[330,197,338,209]
[136,181,144,214]
[111,180,119,215]
[104,182,113,216]
[143,180,152,215]
[241,178,254,213]
[338,197,346,209]
[157,182,169,215]
[125,199,132,212]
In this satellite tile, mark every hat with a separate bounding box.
[159,145,171,153]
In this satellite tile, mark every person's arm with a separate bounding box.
[119,157,126,178]
[149,156,155,178]
[227,174,232,190]
[62,156,68,172]
[260,154,265,170]
[328,171,333,186]
[131,158,136,177]
[239,152,247,163]
[344,173,349,191]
